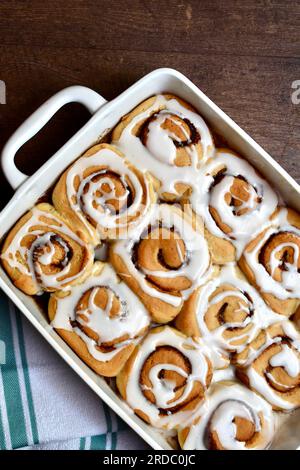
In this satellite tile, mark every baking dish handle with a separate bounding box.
[1,85,106,190]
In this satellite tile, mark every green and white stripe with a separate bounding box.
[0,366,12,449]
[0,295,27,448]
[9,303,39,445]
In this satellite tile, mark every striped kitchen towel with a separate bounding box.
[0,291,148,450]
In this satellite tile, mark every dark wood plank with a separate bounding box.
[0,0,299,58]
[0,0,299,208]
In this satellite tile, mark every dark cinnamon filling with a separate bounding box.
[216,296,254,331]
[209,171,261,214]
[207,400,257,449]
[263,340,300,392]
[132,225,187,273]
[70,319,119,352]
[131,225,188,292]
[139,112,200,148]
[258,231,300,274]
[33,234,73,271]
[80,170,133,220]
[139,346,195,415]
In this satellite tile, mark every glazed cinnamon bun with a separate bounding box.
[1,203,93,295]
[175,264,281,369]
[112,94,214,202]
[178,381,275,450]
[236,321,300,411]
[195,149,278,263]
[109,203,212,323]
[48,262,150,376]
[239,207,300,316]
[116,326,213,429]
[53,143,155,244]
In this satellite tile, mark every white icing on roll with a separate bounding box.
[65,147,151,238]
[244,208,300,300]
[113,204,212,307]
[193,264,282,363]
[243,321,300,410]
[247,368,296,411]
[195,149,278,256]
[212,366,236,383]
[124,327,211,429]
[269,344,299,377]
[1,207,92,293]
[182,382,275,450]
[113,95,214,198]
[51,263,150,361]
[237,333,282,368]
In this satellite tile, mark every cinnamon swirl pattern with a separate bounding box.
[178,382,275,450]
[239,207,300,316]
[4,91,300,449]
[53,143,155,244]
[175,264,281,369]
[110,203,212,323]
[112,94,214,201]
[236,321,300,411]
[116,326,213,429]
[196,149,278,262]
[49,262,150,376]
[1,203,93,295]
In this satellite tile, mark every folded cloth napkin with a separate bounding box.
[0,291,148,450]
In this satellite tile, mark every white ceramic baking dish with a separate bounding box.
[1,68,300,450]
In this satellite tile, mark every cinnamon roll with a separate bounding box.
[53,143,155,243]
[48,262,150,376]
[178,381,275,450]
[1,203,93,295]
[239,207,300,316]
[175,264,281,369]
[195,149,278,263]
[236,321,300,411]
[112,94,214,202]
[109,203,212,323]
[116,326,213,429]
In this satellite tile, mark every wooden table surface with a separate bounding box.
[0,0,299,208]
